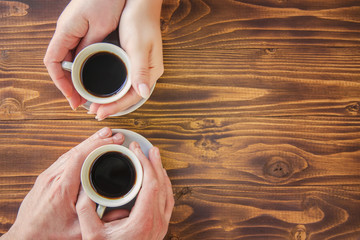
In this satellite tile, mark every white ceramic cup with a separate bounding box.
[81,144,143,218]
[62,43,131,104]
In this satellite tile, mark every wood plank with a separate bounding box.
[1,184,360,239]
[161,0,360,49]
[1,0,360,239]
[1,0,360,50]
[167,186,360,239]
[0,117,359,184]
[1,48,360,120]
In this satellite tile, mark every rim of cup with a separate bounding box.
[81,144,143,207]
[72,43,131,104]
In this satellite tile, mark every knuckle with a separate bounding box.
[58,152,71,164]
[68,146,82,159]
[50,178,70,200]
[76,204,89,216]
[94,19,117,37]
[134,68,150,82]
[36,171,51,185]
[141,215,154,232]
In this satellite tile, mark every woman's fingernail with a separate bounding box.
[138,83,150,99]
[113,133,124,142]
[95,115,106,121]
[87,111,95,115]
[99,127,110,137]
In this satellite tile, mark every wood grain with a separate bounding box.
[161,0,360,49]
[1,48,360,120]
[169,186,360,240]
[0,117,359,238]
[0,0,360,239]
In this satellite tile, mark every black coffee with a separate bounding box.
[81,52,127,97]
[90,152,136,199]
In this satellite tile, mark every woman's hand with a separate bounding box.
[44,0,126,111]
[88,0,164,120]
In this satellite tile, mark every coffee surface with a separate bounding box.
[90,151,135,198]
[81,52,127,97]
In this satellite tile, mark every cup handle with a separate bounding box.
[96,205,106,219]
[61,61,73,72]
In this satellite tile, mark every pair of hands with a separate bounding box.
[3,128,174,239]
[44,0,164,120]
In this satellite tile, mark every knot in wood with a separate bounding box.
[264,157,292,181]
[160,18,168,32]
[175,187,192,200]
[266,160,290,178]
[0,98,23,119]
[195,135,220,151]
[0,1,29,18]
[133,119,148,128]
[291,225,307,240]
[1,50,9,60]
[265,48,277,54]
[346,102,360,115]
[189,119,218,130]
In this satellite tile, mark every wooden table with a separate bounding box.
[1,0,360,239]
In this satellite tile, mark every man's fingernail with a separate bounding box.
[99,127,110,137]
[138,83,150,99]
[154,147,160,158]
[69,103,76,111]
[66,97,76,111]
[133,141,140,149]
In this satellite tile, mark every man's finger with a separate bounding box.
[128,143,160,220]
[102,209,130,222]
[62,128,124,184]
[163,169,174,223]
[76,188,104,239]
[148,147,167,211]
